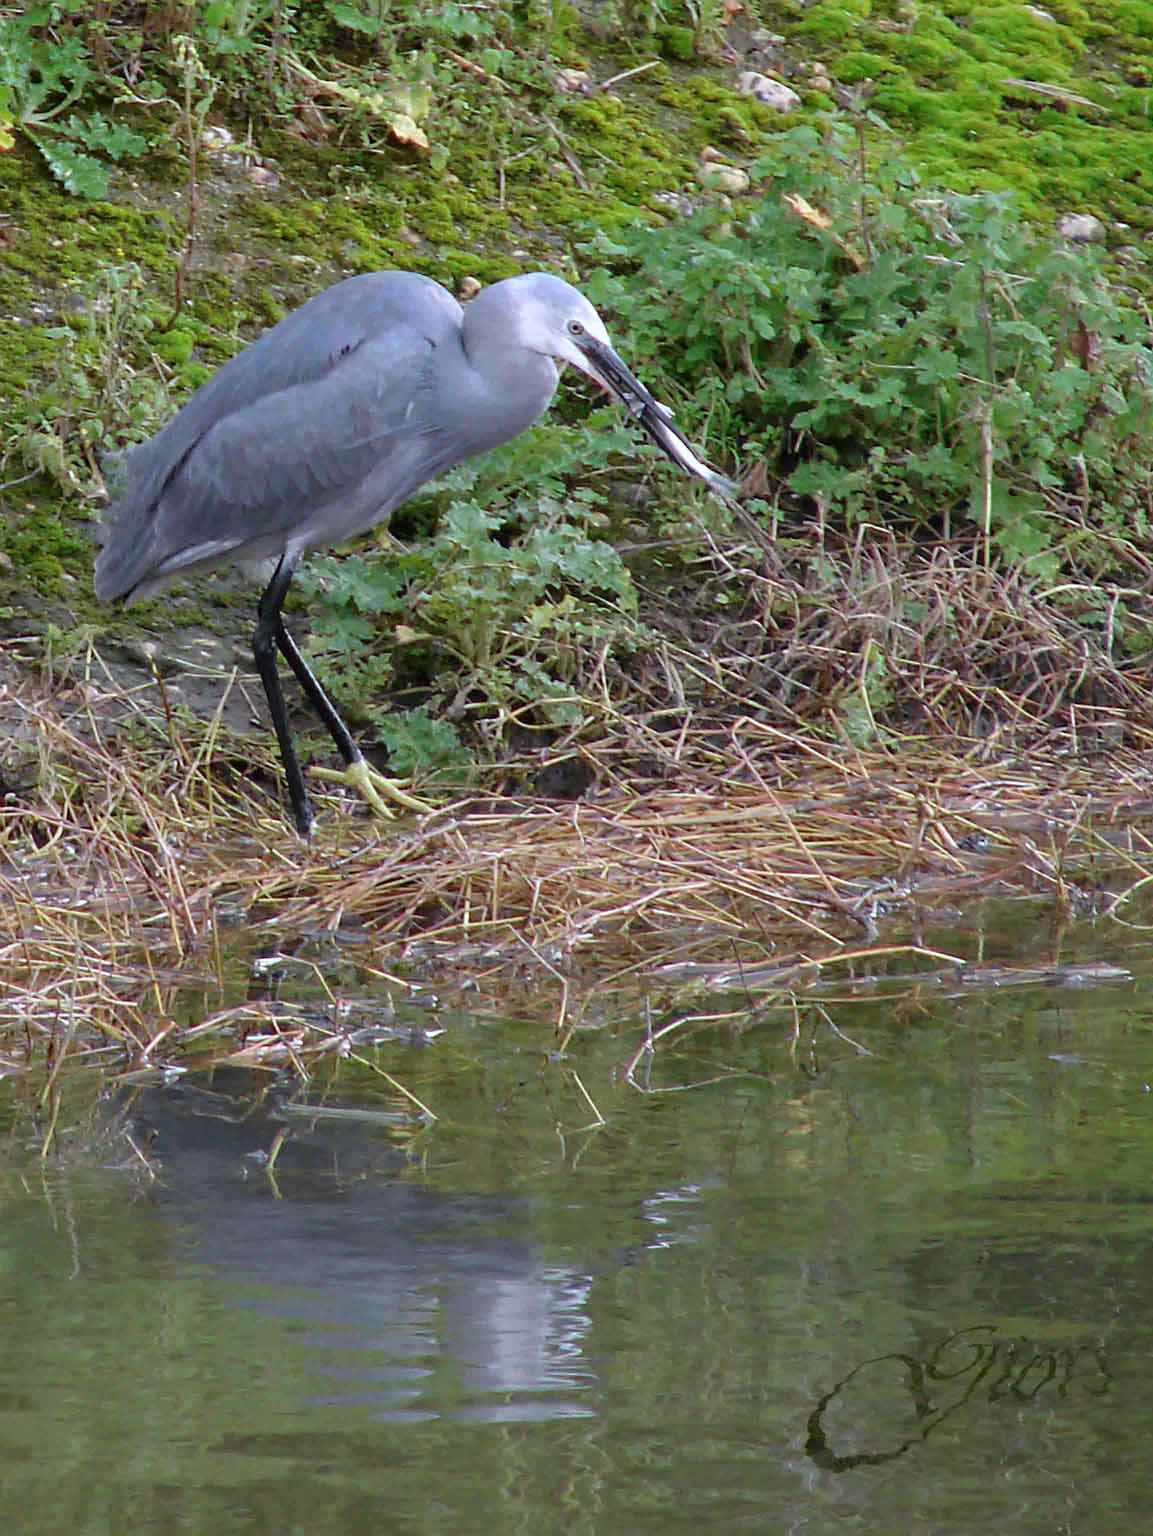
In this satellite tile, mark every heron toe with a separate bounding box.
[310,756,434,818]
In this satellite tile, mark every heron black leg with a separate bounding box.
[275,615,432,819]
[257,555,431,828]
[254,556,313,837]
[273,619,360,768]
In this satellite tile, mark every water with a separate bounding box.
[4,915,1153,1534]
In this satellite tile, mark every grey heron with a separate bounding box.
[95,270,732,835]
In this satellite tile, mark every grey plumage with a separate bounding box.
[95,269,732,834]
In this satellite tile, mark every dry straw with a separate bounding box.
[4,532,1153,1086]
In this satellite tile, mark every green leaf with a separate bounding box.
[327,3,387,36]
[63,112,147,161]
[31,134,109,197]
[373,709,470,777]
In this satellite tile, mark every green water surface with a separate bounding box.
[3,917,1153,1534]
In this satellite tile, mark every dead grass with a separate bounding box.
[4,536,1153,1084]
[235,739,1153,958]
[619,527,1153,758]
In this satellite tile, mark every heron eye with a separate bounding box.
[567,319,585,337]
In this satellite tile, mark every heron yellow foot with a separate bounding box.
[310,757,434,818]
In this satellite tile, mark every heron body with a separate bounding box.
[95,270,731,835]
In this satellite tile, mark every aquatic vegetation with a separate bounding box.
[2,597,1150,1098]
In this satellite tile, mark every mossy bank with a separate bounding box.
[1,0,1151,788]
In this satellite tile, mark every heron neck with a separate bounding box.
[451,329,560,454]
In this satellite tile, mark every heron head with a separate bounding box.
[486,273,611,378]
[469,272,736,496]
[495,273,657,417]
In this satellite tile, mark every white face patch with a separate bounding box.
[515,291,612,371]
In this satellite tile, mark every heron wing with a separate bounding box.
[96,273,462,600]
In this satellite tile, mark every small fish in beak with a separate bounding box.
[573,333,737,498]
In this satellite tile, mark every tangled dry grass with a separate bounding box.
[626,525,1153,753]
[4,535,1153,1090]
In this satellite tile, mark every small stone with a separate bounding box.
[1056,212,1105,243]
[554,68,590,93]
[245,165,279,190]
[737,72,801,112]
[293,101,332,139]
[651,189,697,218]
[201,125,234,152]
[698,161,750,195]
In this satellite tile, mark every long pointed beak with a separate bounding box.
[575,335,656,416]
[575,336,737,498]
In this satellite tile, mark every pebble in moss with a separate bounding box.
[738,72,801,112]
[652,190,698,218]
[245,165,281,191]
[1057,212,1104,242]
[697,158,750,195]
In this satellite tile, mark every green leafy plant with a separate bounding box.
[322,0,498,49]
[9,264,175,498]
[0,10,147,196]
[199,0,282,56]
[296,421,653,775]
[0,0,539,199]
[586,117,1153,580]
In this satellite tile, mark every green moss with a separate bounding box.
[1046,1,1092,25]
[654,25,696,62]
[794,2,873,46]
[2,0,1151,645]
[655,72,772,148]
[0,507,89,597]
[150,326,196,366]
[836,50,901,83]
[551,91,695,219]
[790,0,1153,234]
[0,323,54,405]
[0,146,173,310]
